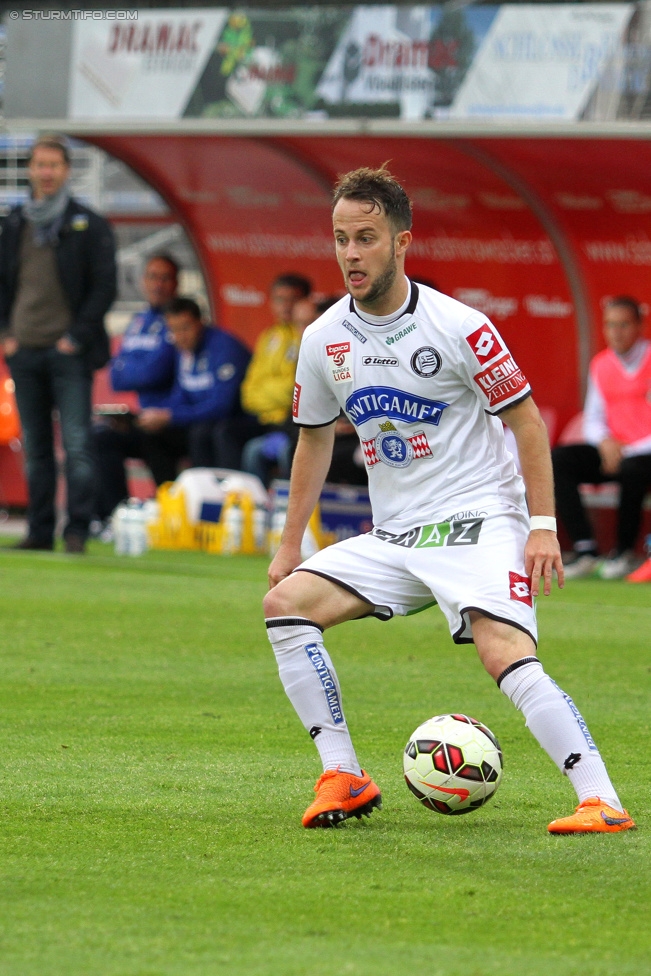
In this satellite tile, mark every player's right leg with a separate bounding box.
[264,570,382,827]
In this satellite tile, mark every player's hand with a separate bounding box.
[525,529,564,597]
[268,543,302,589]
[137,408,172,432]
[598,437,623,476]
[55,336,80,355]
[2,337,18,358]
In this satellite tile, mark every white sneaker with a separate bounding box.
[598,552,638,580]
[564,554,600,580]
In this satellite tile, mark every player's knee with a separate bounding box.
[263,584,300,619]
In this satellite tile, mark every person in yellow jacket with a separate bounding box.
[218,273,312,473]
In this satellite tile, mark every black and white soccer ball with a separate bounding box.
[403,713,503,815]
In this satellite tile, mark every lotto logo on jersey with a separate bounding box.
[326,342,353,383]
[292,383,301,418]
[474,353,529,407]
[466,324,506,365]
[509,572,533,606]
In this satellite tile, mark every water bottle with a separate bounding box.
[125,498,147,557]
[253,505,268,552]
[112,503,130,555]
[221,495,243,554]
[268,509,286,557]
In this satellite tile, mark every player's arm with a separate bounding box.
[500,396,565,596]
[268,422,336,588]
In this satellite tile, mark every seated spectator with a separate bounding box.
[93,253,178,523]
[217,273,312,476]
[241,294,318,485]
[552,295,651,579]
[137,296,250,471]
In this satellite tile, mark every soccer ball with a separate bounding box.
[403,713,503,815]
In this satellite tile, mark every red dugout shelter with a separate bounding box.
[3,119,651,507]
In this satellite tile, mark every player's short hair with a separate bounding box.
[271,273,312,297]
[165,296,202,321]
[605,295,642,322]
[146,253,180,277]
[28,134,71,166]
[332,166,413,233]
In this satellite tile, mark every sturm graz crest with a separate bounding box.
[411,346,442,378]
[375,421,414,468]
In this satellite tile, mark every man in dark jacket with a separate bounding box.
[0,135,116,553]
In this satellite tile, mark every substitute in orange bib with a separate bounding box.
[263,166,634,836]
[553,296,651,580]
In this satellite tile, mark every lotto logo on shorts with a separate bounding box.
[292,383,301,418]
[509,572,533,606]
[474,353,529,407]
[466,324,506,365]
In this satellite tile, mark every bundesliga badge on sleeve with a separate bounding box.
[326,342,353,383]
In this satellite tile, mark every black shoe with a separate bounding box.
[64,535,86,554]
[6,538,53,551]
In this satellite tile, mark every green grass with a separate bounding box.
[0,544,649,976]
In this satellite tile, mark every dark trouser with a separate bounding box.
[552,443,651,554]
[8,346,94,544]
[215,412,267,471]
[93,417,189,520]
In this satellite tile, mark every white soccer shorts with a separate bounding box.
[296,510,538,645]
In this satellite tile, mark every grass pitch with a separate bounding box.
[0,544,649,976]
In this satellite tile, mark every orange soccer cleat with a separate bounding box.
[548,797,636,834]
[302,768,382,828]
[626,557,651,583]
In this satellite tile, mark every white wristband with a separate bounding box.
[530,516,557,532]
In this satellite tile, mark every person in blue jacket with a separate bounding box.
[110,253,177,406]
[136,296,250,475]
[93,254,180,524]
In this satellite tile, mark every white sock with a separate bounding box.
[266,617,362,776]
[498,658,622,810]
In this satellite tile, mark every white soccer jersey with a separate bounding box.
[293,280,531,533]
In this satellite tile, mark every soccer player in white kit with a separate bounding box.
[264,167,635,835]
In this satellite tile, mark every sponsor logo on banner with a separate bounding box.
[509,572,533,606]
[465,324,507,365]
[411,346,442,378]
[362,356,398,367]
[524,295,573,318]
[474,353,529,407]
[305,643,343,724]
[346,387,449,427]
[326,341,353,383]
[455,289,518,320]
[386,322,417,346]
[292,383,301,418]
[341,319,367,344]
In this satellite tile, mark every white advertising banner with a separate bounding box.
[450,3,633,119]
[69,8,228,118]
[316,6,435,121]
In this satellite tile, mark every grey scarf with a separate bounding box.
[23,185,70,246]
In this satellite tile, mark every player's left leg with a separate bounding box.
[471,613,635,834]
